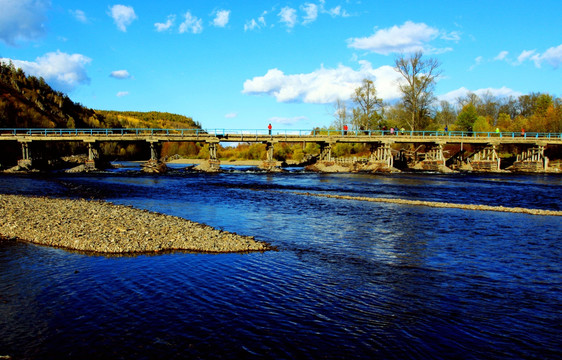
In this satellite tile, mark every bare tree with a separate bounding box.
[330,98,350,130]
[394,51,441,131]
[351,79,383,130]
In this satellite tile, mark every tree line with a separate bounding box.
[332,51,561,134]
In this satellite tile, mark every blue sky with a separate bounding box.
[1,0,561,130]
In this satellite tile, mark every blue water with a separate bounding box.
[1,165,561,359]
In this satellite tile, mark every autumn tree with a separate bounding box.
[394,51,441,131]
[350,79,383,130]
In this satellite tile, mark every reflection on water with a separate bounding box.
[0,170,561,359]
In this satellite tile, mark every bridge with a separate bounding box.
[1,128,562,173]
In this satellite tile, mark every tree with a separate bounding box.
[350,79,383,130]
[394,51,441,131]
[330,98,350,130]
[456,103,478,131]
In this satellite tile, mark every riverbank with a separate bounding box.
[0,194,272,254]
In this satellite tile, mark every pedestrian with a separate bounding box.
[495,127,500,136]
[444,125,448,132]
[268,123,272,135]
[343,124,348,136]
[390,127,395,135]
[521,128,525,137]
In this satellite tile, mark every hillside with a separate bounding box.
[95,110,200,129]
[0,61,199,131]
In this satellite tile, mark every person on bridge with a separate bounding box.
[343,124,348,136]
[521,128,525,137]
[268,123,272,135]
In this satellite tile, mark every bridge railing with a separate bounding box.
[2,128,562,139]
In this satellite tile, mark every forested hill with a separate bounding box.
[94,110,201,129]
[0,61,199,130]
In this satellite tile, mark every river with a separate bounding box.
[1,164,561,359]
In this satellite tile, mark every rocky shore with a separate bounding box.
[0,194,272,254]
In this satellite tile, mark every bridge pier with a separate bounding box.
[412,143,452,172]
[465,144,501,172]
[319,142,333,161]
[84,141,99,170]
[369,142,394,168]
[509,145,549,172]
[259,141,281,171]
[142,140,167,173]
[18,141,33,169]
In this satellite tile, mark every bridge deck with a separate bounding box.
[1,128,561,145]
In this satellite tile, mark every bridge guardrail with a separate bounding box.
[1,128,561,139]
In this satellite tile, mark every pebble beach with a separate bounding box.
[0,194,272,254]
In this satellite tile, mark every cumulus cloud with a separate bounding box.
[242,61,402,104]
[213,10,230,28]
[279,7,297,29]
[1,51,91,92]
[179,11,203,34]
[108,4,137,32]
[348,21,445,55]
[155,15,175,32]
[0,0,49,45]
[438,86,522,104]
[110,70,131,79]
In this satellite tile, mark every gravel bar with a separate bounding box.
[0,194,272,254]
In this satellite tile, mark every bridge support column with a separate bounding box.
[259,141,283,171]
[85,141,99,170]
[468,144,501,172]
[369,142,394,169]
[509,145,548,172]
[412,143,452,172]
[142,140,167,173]
[319,143,333,161]
[208,142,221,171]
[17,141,33,169]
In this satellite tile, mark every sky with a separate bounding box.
[1,0,561,131]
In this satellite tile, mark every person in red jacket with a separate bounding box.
[268,123,272,135]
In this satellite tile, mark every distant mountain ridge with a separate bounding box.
[0,61,199,130]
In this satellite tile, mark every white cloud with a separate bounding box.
[269,116,307,125]
[301,3,319,25]
[245,11,267,31]
[516,49,536,65]
[348,21,442,55]
[117,91,129,97]
[530,44,562,69]
[438,86,522,104]
[155,15,175,32]
[242,61,402,104]
[110,70,131,79]
[1,51,91,92]
[469,56,483,71]
[494,51,509,61]
[213,10,230,28]
[179,11,203,34]
[279,7,297,29]
[70,9,88,23]
[108,5,137,32]
[0,0,49,45]
[225,112,238,119]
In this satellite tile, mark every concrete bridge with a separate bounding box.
[1,128,561,173]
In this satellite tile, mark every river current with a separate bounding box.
[1,164,561,359]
